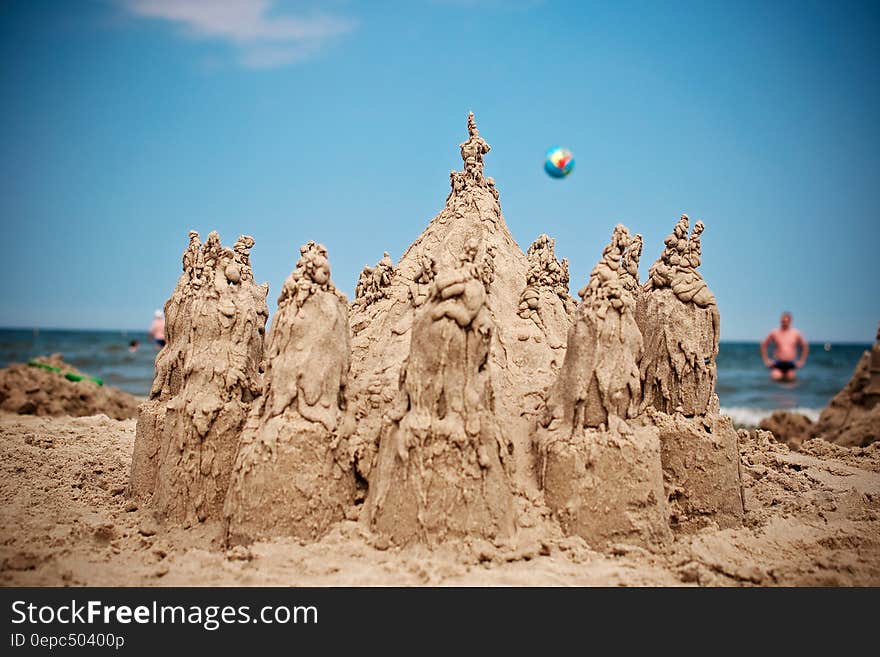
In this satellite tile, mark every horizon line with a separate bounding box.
[0,325,872,346]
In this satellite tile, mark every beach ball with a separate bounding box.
[544,146,575,178]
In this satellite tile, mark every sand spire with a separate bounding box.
[637,215,743,532]
[536,224,671,550]
[346,113,573,516]
[354,252,395,308]
[518,234,576,332]
[364,238,515,544]
[539,225,644,433]
[224,242,355,544]
[638,214,720,416]
[131,230,268,526]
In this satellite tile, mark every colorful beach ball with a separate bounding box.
[544,146,575,178]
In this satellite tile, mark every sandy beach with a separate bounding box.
[1,411,878,586]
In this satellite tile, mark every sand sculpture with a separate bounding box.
[639,215,719,416]
[518,234,576,332]
[224,242,355,544]
[536,219,743,548]
[129,113,747,553]
[354,252,395,308]
[130,231,268,526]
[347,113,573,522]
[637,216,742,533]
[536,225,671,550]
[363,238,515,544]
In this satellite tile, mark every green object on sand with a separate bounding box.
[64,371,104,386]
[27,359,104,386]
[27,360,61,373]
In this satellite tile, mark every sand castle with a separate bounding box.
[363,237,515,543]
[131,231,268,525]
[130,113,744,551]
[536,225,672,550]
[537,218,741,548]
[639,215,719,416]
[347,112,573,513]
[224,242,355,544]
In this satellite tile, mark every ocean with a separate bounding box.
[0,329,870,425]
[715,341,869,425]
[0,328,158,397]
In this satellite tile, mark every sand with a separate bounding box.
[1,411,879,586]
[0,354,140,420]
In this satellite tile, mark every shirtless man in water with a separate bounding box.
[760,312,809,381]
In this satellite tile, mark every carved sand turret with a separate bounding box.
[130,231,268,526]
[638,215,720,416]
[348,113,574,512]
[536,225,671,550]
[637,215,742,532]
[354,252,395,308]
[518,234,576,332]
[224,242,355,544]
[364,239,514,544]
[542,225,643,429]
[619,233,642,294]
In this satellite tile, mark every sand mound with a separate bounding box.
[0,354,139,420]
[813,323,880,447]
[758,410,816,450]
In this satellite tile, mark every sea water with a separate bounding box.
[715,341,868,425]
[0,328,157,396]
[0,329,870,424]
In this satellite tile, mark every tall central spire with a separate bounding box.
[459,111,491,184]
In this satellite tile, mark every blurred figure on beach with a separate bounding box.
[761,312,809,381]
[128,339,139,353]
[148,310,165,348]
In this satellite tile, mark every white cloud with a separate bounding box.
[123,0,355,68]
[238,43,317,69]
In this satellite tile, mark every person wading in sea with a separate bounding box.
[149,310,166,348]
[760,311,809,382]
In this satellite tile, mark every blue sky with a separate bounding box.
[1,0,878,341]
